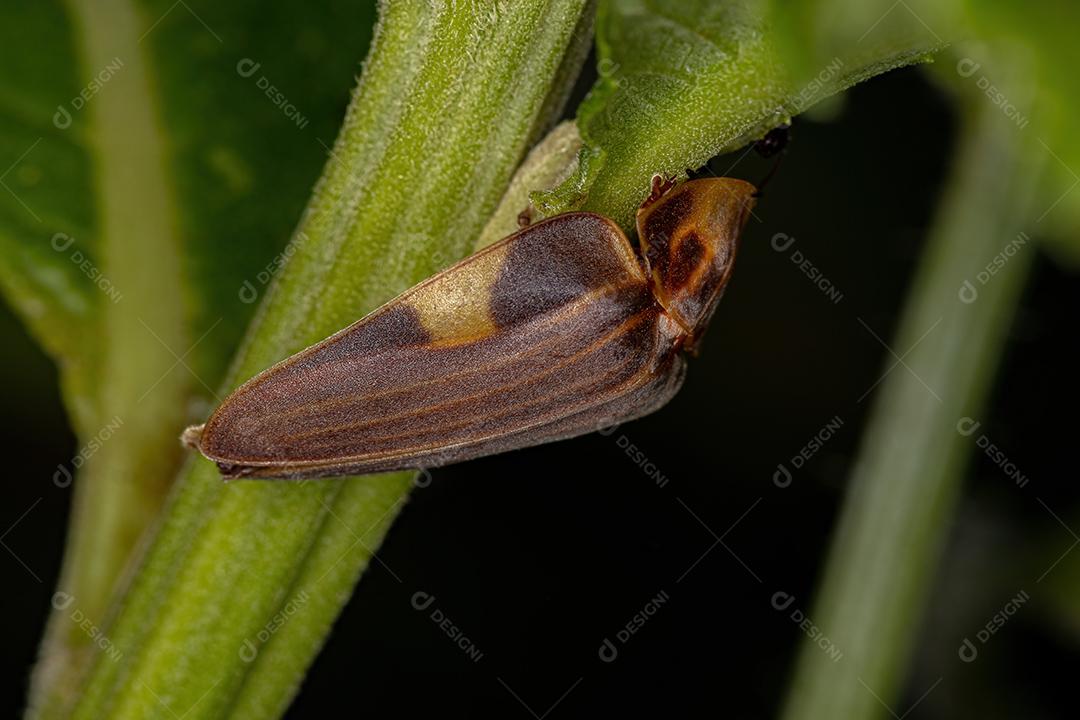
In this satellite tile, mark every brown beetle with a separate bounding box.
[185,177,756,479]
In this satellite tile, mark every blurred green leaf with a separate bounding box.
[766,0,1080,263]
[0,0,369,424]
[958,0,1080,263]
[0,0,100,434]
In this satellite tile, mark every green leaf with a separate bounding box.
[768,0,956,86]
[9,0,380,716]
[0,0,100,435]
[535,0,948,230]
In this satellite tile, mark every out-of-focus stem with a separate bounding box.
[780,87,1040,719]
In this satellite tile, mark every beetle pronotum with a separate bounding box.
[184,177,756,479]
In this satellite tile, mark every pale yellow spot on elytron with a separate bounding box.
[406,242,509,346]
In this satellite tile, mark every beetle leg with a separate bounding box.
[641,173,678,211]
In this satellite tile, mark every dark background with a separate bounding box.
[2,66,1077,718]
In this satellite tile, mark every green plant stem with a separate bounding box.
[57,2,592,719]
[29,0,189,715]
[779,91,1040,719]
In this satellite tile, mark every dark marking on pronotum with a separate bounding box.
[184,177,756,479]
